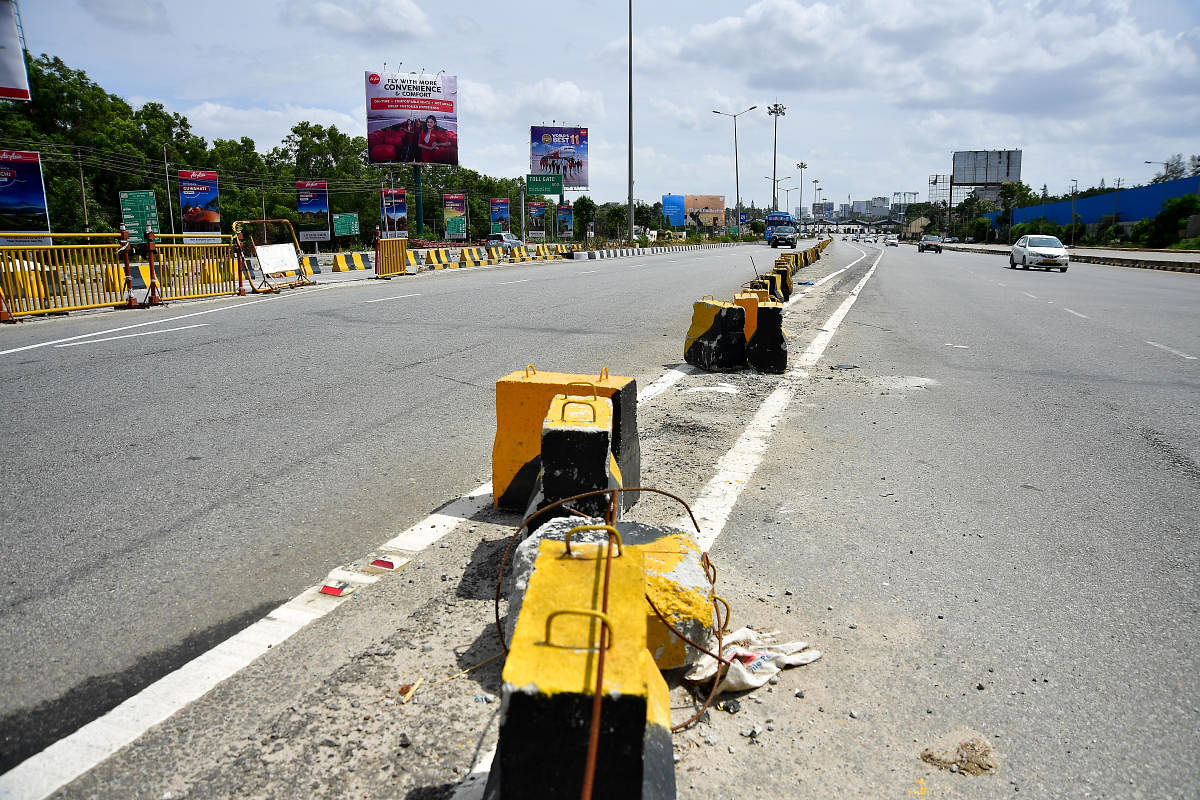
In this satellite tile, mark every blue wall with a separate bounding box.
[985,174,1199,227]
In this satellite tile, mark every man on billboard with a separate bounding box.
[366,72,459,166]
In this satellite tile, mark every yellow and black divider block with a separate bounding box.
[487,246,506,263]
[733,290,761,344]
[490,520,675,800]
[424,248,455,269]
[747,299,786,374]
[459,246,491,267]
[684,295,746,372]
[748,273,784,303]
[525,392,623,523]
[332,252,370,272]
[301,255,320,274]
[493,366,640,512]
[534,244,554,260]
[510,245,532,263]
[773,265,792,300]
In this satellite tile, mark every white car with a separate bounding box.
[884,235,898,247]
[1010,235,1068,272]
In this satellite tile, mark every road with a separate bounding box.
[2,242,1197,798]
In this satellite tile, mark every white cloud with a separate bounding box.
[181,102,362,151]
[77,0,170,30]
[282,0,432,39]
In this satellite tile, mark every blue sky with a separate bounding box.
[17,0,1200,211]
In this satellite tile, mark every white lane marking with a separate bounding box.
[1062,308,1088,318]
[496,279,529,285]
[944,343,969,348]
[683,248,884,550]
[0,297,273,357]
[577,270,598,275]
[1022,291,1038,299]
[1146,341,1197,360]
[363,293,421,304]
[997,282,1008,286]
[451,746,496,800]
[637,364,701,404]
[784,248,862,310]
[53,324,209,348]
[682,382,738,396]
[3,352,709,798]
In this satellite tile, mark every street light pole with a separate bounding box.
[796,161,806,224]
[626,0,634,242]
[767,103,786,210]
[764,175,791,212]
[1070,179,1078,247]
[713,105,757,234]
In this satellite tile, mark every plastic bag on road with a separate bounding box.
[684,626,821,695]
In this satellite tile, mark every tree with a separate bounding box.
[1190,155,1200,177]
[572,196,597,241]
[1143,194,1200,247]
[1150,154,1186,183]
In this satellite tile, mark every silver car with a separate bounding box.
[1010,234,1068,272]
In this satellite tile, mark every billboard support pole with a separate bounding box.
[520,185,525,240]
[413,165,424,237]
[163,143,175,235]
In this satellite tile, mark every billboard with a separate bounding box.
[296,180,329,242]
[556,203,573,238]
[0,150,50,244]
[444,193,467,239]
[366,71,459,165]
[530,126,588,190]
[662,194,685,226]
[490,198,510,232]
[0,1,29,101]
[178,170,220,243]
[684,194,724,227]
[527,202,546,240]
[951,150,1022,185]
[380,188,407,236]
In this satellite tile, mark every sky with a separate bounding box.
[15,0,1200,212]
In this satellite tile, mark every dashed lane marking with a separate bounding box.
[363,293,421,304]
[53,324,209,347]
[1062,308,1088,318]
[1146,341,1197,360]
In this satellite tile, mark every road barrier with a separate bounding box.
[332,252,370,272]
[0,232,136,320]
[493,366,640,512]
[301,255,320,274]
[746,300,786,373]
[152,235,241,302]
[510,245,533,263]
[459,246,492,267]
[374,238,411,278]
[424,248,455,269]
[532,391,624,521]
[684,296,746,371]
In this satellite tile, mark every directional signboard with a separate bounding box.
[119,190,160,244]
[333,212,360,236]
[527,174,562,196]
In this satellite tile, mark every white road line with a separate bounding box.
[577,270,598,275]
[53,324,209,347]
[0,297,274,357]
[496,279,529,285]
[1022,291,1038,299]
[1062,308,1088,318]
[783,247,863,309]
[684,248,884,550]
[0,354,707,799]
[363,293,421,304]
[1146,341,1197,360]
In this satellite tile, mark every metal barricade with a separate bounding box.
[150,233,241,302]
[374,236,410,278]
[0,232,134,320]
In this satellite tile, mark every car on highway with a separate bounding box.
[768,225,798,248]
[487,231,524,255]
[917,235,943,253]
[944,236,960,243]
[885,235,899,247]
[1010,234,1069,272]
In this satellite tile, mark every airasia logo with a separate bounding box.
[185,171,208,178]
[368,73,380,85]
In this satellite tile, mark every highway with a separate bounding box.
[1,242,1197,798]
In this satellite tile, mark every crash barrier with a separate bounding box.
[374,237,411,278]
[493,366,640,512]
[491,522,675,800]
[152,235,242,302]
[746,300,786,373]
[486,246,505,264]
[0,232,137,320]
[534,244,557,260]
[332,252,370,272]
[510,245,532,263]
[459,246,492,267]
[684,296,746,371]
[424,248,455,269]
[772,266,793,300]
[301,255,320,274]
[940,244,1200,274]
[528,392,624,521]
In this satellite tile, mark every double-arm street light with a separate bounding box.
[796,161,807,222]
[713,105,757,231]
[765,175,791,211]
[767,103,786,210]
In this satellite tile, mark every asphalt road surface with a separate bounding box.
[2,242,1197,797]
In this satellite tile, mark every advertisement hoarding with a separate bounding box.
[380,188,407,237]
[366,71,459,165]
[662,194,685,227]
[489,198,509,233]
[0,1,29,101]
[0,150,50,244]
[296,180,330,242]
[951,150,1022,185]
[527,202,546,240]
[444,193,467,239]
[178,170,220,243]
[556,204,573,239]
[530,126,588,190]
[684,194,724,227]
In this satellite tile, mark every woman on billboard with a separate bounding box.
[418,115,457,164]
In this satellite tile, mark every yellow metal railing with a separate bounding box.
[375,237,410,278]
[0,233,132,319]
[152,235,240,301]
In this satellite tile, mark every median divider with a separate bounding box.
[459,246,492,267]
[423,248,455,269]
[684,295,747,371]
[526,391,624,523]
[332,252,370,272]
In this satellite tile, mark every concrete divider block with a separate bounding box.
[528,394,623,522]
[493,368,640,512]
[684,297,746,372]
[733,291,760,343]
[773,265,792,300]
[747,301,786,374]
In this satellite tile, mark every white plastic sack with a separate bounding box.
[684,626,821,695]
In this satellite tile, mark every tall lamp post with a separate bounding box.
[1144,160,1169,220]
[796,161,807,224]
[1069,178,1078,247]
[767,103,786,210]
[765,175,791,212]
[626,0,634,241]
[782,186,798,216]
[713,105,757,233]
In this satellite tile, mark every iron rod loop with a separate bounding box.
[646,594,731,732]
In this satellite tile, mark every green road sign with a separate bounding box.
[491,222,502,234]
[527,174,563,195]
[333,212,360,236]
[119,190,160,244]
[447,216,467,237]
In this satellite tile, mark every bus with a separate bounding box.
[763,211,794,241]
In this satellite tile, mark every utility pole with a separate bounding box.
[626,0,634,241]
[1112,177,1123,235]
[1070,179,1078,247]
[767,103,786,210]
[77,156,89,233]
[163,142,175,234]
[796,161,807,223]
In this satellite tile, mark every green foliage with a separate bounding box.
[1142,194,1200,248]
